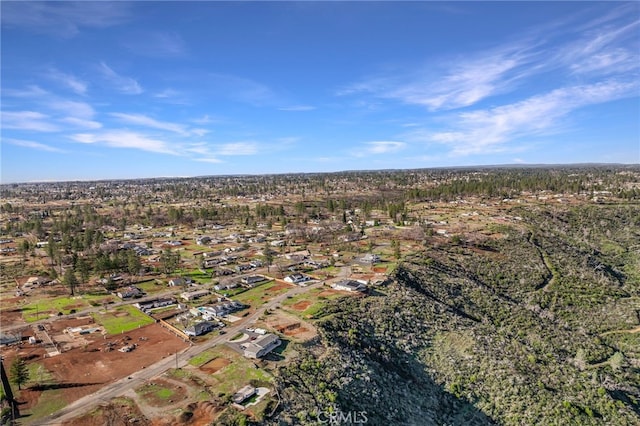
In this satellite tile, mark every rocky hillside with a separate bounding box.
[270,204,640,425]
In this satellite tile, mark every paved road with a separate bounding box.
[34,281,324,425]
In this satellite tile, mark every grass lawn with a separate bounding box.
[22,296,91,322]
[135,279,168,294]
[92,305,155,335]
[20,363,65,424]
[282,287,345,319]
[23,388,66,424]
[181,269,213,284]
[188,349,218,367]
[200,346,272,396]
[233,280,287,307]
[136,382,176,401]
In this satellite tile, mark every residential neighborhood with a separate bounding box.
[1,166,639,425]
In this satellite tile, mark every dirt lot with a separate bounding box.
[2,321,189,419]
[0,295,28,326]
[291,300,311,311]
[200,357,231,374]
[260,309,317,341]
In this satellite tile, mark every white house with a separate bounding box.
[243,333,281,359]
[284,273,311,284]
[332,279,368,292]
[181,289,210,301]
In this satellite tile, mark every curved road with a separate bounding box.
[34,281,324,425]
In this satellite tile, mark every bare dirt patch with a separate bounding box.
[63,397,150,426]
[267,282,291,293]
[31,323,190,407]
[291,300,311,311]
[136,378,186,407]
[318,289,340,297]
[261,310,317,341]
[200,357,231,374]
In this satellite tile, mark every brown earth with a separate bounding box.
[318,289,340,297]
[261,310,318,341]
[4,322,189,416]
[136,378,186,407]
[291,300,311,311]
[200,357,231,374]
[267,282,291,293]
[63,397,151,426]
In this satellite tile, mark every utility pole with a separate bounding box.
[175,352,178,370]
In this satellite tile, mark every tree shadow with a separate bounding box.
[29,381,103,391]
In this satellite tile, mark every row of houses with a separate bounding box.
[134,297,176,313]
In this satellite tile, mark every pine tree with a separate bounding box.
[63,267,78,296]
[10,357,29,390]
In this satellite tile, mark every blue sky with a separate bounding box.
[1,1,639,183]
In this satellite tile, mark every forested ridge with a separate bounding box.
[271,203,640,425]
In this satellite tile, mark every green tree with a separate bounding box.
[127,250,142,276]
[264,241,274,273]
[63,267,79,296]
[160,248,180,275]
[391,239,401,260]
[10,357,29,390]
[76,257,91,284]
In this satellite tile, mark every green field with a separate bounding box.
[135,382,176,403]
[188,349,218,367]
[92,305,155,334]
[198,346,272,395]
[282,286,346,319]
[22,296,91,322]
[233,280,287,307]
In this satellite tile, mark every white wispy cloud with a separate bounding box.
[47,100,95,119]
[1,1,131,38]
[278,105,316,112]
[215,142,259,156]
[207,73,278,107]
[61,117,102,130]
[352,141,407,157]
[46,68,88,95]
[110,113,188,135]
[408,79,638,156]
[339,44,534,111]
[185,142,223,163]
[99,62,143,95]
[70,131,177,155]
[2,85,49,98]
[341,4,639,112]
[124,31,187,57]
[1,111,60,132]
[4,138,65,153]
[194,157,223,164]
[154,89,180,99]
[191,129,210,137]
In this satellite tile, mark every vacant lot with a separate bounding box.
[259,309,317,341]
[282,286,345,319]
[91,305,155,334]
[2,321,189,424]
[233,280,291,308]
